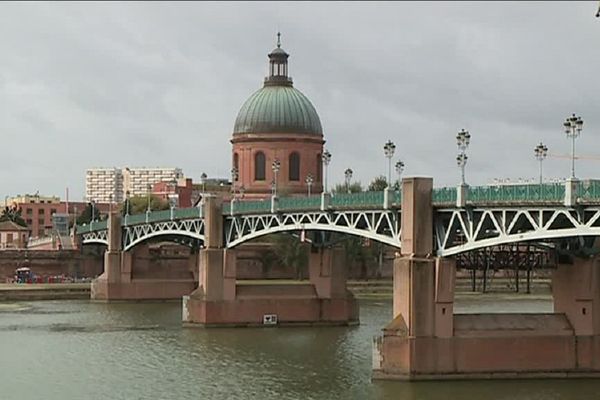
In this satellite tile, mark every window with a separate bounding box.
[289,152,300,181]
[26,208,32,215]
[50,209,57,215]
[26,219,32,225]
[38,209,44,215]
[6,233,13,243]
[254,152,266,181]
[233,153,239,181]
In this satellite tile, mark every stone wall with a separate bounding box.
[0,248,103,282]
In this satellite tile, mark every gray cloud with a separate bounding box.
[0,2,599,199]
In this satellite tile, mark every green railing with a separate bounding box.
[173,207,202,219]
[577,180,600,201]
[432,187,457,204]
[278,195,321,211]
[467,183,564,203]
[330,191,384,208]
[77,181,600,234]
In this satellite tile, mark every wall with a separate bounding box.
[0,249,103,282]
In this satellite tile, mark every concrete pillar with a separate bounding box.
[103,212,123,284]
[309,246,347,299]
[564,178,579,207]
[553,256,600,336]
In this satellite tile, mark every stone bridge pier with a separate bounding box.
[373,177,600,380]
[91,212,197,301]
[182,195,358,327]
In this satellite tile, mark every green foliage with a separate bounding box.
[0,205,27,227]
[342,236,382,279]
[368,175,388,191]
[119,195,169,215]
[272,233,308,280]
[332,182,364,194]
[76,203,103,225]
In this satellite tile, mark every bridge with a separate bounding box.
[76,178,600,380]
[78,179,600,255]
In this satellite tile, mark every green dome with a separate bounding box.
[233,85,323,135]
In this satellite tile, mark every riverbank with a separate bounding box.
[0,278,551,301]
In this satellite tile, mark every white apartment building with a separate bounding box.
[86,167,184,203]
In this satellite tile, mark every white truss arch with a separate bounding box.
[435,207,600,256]
[225,210,401,248]
[123,219,204,251]
[81,230,108,246]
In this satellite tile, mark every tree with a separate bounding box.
[332,182,364,194]
[76,203,103,225]
[0,205,27,227]
[119,195,169,215]
[273,233,308,280]
[368,175,388,191]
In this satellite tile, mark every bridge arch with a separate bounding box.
[225,210,401,249]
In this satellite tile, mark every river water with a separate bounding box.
[1,295,600,400]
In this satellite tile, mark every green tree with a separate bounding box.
[368,175,388,191]
[273,233,308,280]
[119,195,169,215]
[76,203,103,225]
[332,182,364,194]
[0,205,27,227]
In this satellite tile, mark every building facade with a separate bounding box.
[231,36,325,198]
[0,221,29,249]
[86,167,184,203]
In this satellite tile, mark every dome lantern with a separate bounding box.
[264,32,293,87]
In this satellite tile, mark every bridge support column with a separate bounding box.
[183,196,357,327]
[374,177,600,380]
[91,212,196,301]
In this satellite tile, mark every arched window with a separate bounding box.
[316,154,322,182]
[233,153,239,181]
[289,152,300,181]
[254,152,266,181]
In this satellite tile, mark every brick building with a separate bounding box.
[231,36,324,198]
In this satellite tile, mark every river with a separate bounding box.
[1,295,599,400]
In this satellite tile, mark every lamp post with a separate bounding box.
[271,159,281,196]
[534,142,548,188]
[305,174,314,196]
[344,168,353,193]
[321,150,331,193]
[231,167,239,198]
[90,201,96,222]
[125,191,131,216]
[394,160,405,189]
[239,185,245,200]
[456,129,471,185]
[146,183,152,213]
[383,140,396,187]
[200,172,207,193]
[108,193,113,214]
[563,113,583,179]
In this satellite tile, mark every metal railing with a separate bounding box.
[76,181,600,234]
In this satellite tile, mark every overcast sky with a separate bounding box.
[1,2,599,201]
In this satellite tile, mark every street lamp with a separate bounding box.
[395,160,405,189]
[456,129,471,185]
[108,193,113,214]
[344,168,353,193]
[534,142,548,187]
[231,167,239,197]
[383,140,396,187]
[305,173,314,196]
[563,113,583,179]
[90,201,96,222]
[125,191,131,216]
[146,183,152,212]
[271,159,281,196]
[321,150,332,193]
[239,185,245,199]
[200,172,207,193]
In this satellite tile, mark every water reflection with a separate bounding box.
[0,297,599,400]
